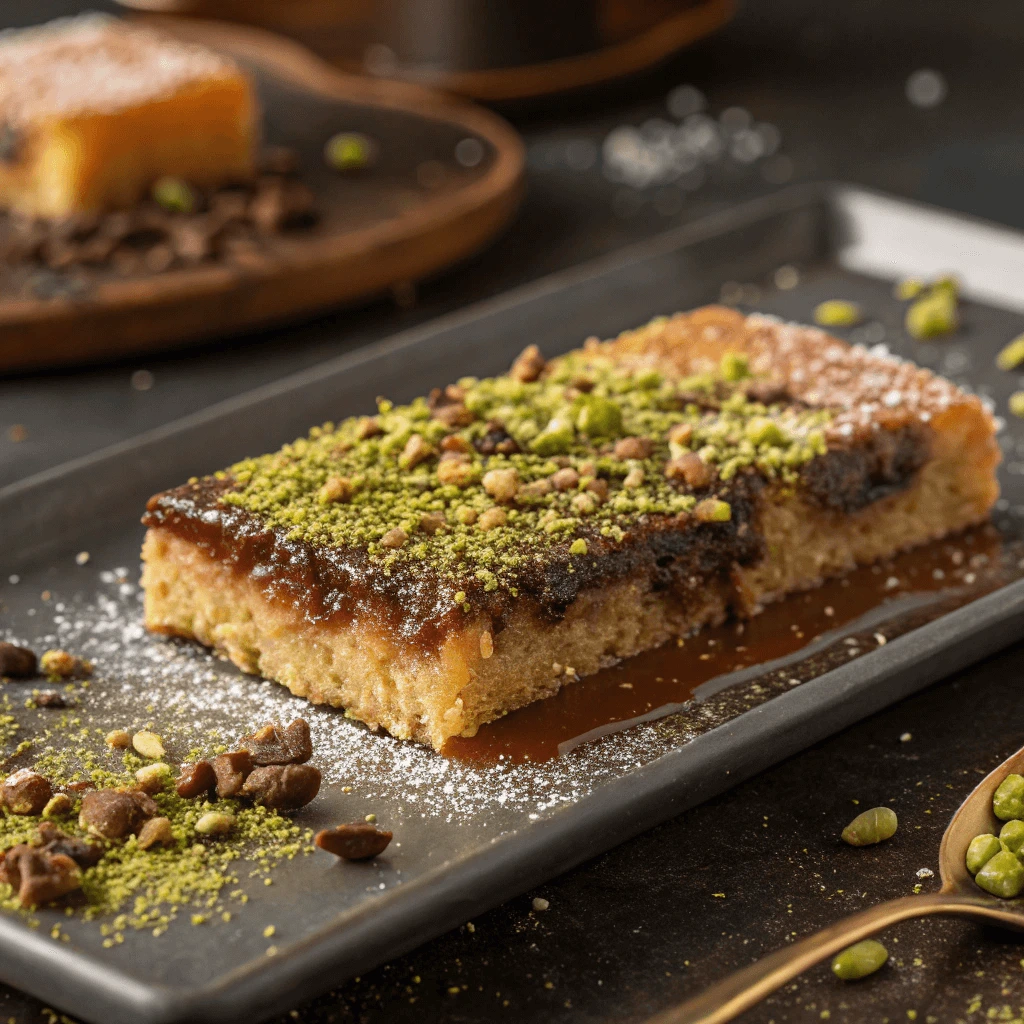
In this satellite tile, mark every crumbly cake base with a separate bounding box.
[141,430,992,751]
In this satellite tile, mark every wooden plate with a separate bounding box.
[0,18,524,372]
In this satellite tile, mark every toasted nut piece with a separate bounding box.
[175,760,217,799]
[40,649,92,679]
[477,507,507,531]
[132,730,165,760]
[623,467,645,489]
[137,816,175,850]
[41,794,73,818]
[356,416,382,439]
[135,763,171,794]
[35,822,102,869]
[550,468,579,491]
[240,764,321,811]
[315,823,393,861]
[0,641,36,679]
[440,435,471,454]
[614,437,653,460]
[437,457,477,487]
[399,434,433,470]
[211,751,254,799]
[571,493,597,516]
[419,512,446,535]
[2,769,52,815]
[482,467,520,502]
[518,479,552,500]
[195,812,235,836]
[79,789,153,839]
[318,476,353,504]
[585,478,609,502]
[105,729,132,749]
[510,344,546,382]
[0,846,80,908]
[432,403,474,428]
[665,453,712,488]
[240,720,312,767]
[32,692,68,709]
[667,423,693,446]
[380,527,408,549]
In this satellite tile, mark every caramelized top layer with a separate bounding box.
[143,307,991,637]
[0,15,241,126]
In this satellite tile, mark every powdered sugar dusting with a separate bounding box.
[8,566,712,825]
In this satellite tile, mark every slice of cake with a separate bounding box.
[0,14,257,218]
[140,306,1000,751]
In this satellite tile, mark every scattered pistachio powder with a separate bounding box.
[220,345,830,598]
[0,727,313,940]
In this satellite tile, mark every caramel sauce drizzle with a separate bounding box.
[445,529,1012,765]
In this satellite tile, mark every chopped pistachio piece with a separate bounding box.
[152,176,197,215]
[905,289,957,339]
[997,334,1024,372]
[324,132,377,172]
[814,300,861,328]
[894,278,924,301]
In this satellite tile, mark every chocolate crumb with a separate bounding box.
[2,770,52,815]
[239,764,321,811]
[211,750,254,799]
[0,844,80,908]
[315,822,393,861]
[0,641,37,679]
[175,760,217,799]
[240,719,313,766]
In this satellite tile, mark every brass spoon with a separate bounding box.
[649,744,1024,1024]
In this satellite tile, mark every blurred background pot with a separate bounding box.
[116,0,735,100]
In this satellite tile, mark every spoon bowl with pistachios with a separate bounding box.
[647,743,1024,1024]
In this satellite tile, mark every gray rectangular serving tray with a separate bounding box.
[3,182,1024,1024]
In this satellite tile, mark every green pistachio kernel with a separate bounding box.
[905,289,957,339]
[324,131,377,172]
[1009,392,1024,419]
[997,334,1024,371]
[975,849,1024,898]
[1000,820,1024,855]
[841,806,897,847]
[569,539,588,555]
[994,774,1024,820]
[932,274,960,299]
[575,396,623,439]
[531,418,576,455]
[966,834,1003,875]
[152,176,197,214]
[894,278,924,301]
[719,352,749,382]
[694,499,732,523]
[831,940,888,981]
[814,300,861,328]
[745,417,786,447]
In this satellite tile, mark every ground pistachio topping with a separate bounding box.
[220,339,832,596]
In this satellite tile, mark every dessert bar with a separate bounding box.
[141,306,1000,750]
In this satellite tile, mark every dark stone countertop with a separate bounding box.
[4,2,1024,1022]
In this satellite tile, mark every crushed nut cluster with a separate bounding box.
[0,717,322,911]
[220,333,831,596]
